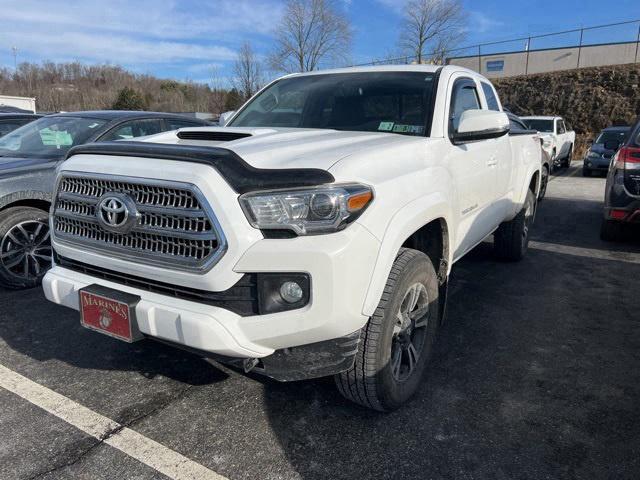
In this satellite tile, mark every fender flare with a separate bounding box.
[0,190,52,211]
[361,192,453,316]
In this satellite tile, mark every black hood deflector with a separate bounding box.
[66,142,335,194]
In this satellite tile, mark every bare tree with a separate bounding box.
[233,42,263,101]
[208,66,228,114]
[399,0,466,64]
[269,0,352,73]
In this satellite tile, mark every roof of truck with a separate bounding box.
[520,116,560,120]
[281,64,484,79]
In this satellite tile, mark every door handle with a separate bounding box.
[486,156,498,167]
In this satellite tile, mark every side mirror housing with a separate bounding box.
[451,110,510,144]
[218,111,236,126]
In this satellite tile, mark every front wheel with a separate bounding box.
[582,167,591,177]
[562,146,573,168]
[335,248,440,411]
[0,207,52,289]
[494,190,536,261]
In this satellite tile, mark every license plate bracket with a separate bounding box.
[79,285,143,343]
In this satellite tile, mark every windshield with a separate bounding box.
[0,116,107,158]
[595,130,628,145]
[522,119,554,133]
[230,72,437,136]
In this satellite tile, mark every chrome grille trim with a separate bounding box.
[52,172,227,272]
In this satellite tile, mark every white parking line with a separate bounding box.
[0,364,227,480]
[529,240,640,264]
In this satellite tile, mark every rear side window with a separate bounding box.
[166,119,204,130]
[481,82,500,111]
[450,79,480,132]
[101,119,164,141]
[556,120,566,134]
[0,121,26,137]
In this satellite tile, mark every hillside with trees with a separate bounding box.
[0,62,238,114]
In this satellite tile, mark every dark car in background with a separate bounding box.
[0,110,210,289]
[600,118,640,241]
[583,126,630,177]
[0,113,42,138]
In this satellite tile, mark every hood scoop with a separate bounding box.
[177,130,252,142]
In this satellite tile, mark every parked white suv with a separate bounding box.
[521,115,575,169]
[44,66,541,411]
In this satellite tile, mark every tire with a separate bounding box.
[0,207,52,289]
[562,146,573,168]
[600,219,625,242]
[494,189,536,262]
[538,165,549,201]
[582,167,591,177]
[335,248,440,412]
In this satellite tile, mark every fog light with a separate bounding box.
[280,281,303,303]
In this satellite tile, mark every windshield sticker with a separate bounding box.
[392,124,424,135]
[88,122,101,129]
[378,121,394,131]
[40,128,73,147]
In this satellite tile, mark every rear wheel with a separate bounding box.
[335,248,439,411]
[0,207,52,289]
[538,165,549,200]
[600,219,625,242]
[494,190,536,261]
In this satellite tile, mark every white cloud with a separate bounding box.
[467,11,504,34]
[0,0,283,71]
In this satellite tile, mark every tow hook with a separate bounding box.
[243,358,259,373]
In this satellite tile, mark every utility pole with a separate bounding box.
[576,28,584,69]
[635,22,640,63]
[11,46,18,72]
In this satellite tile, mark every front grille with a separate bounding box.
[52,173,226,271]
[177,131,252,142]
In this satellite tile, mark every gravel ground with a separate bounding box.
[0,163,639,480]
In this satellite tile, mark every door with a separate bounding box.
[556,119,569,157]
[445,77,499,260]
[480,81,513,206]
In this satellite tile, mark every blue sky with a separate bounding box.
[0,0,638,86]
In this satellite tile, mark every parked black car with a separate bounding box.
[0,113,42,138]
[583,126,630,177]
[0,110,211,289]
[600,118,640,241]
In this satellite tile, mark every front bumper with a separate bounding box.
[43,223,379,359]
[584,157,610,170]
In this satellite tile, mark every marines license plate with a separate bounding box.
[79,285,142,343]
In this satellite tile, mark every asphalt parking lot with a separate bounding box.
[1,163,639,480]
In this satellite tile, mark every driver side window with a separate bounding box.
[450,79,480,133]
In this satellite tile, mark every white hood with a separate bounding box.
[148,127,424,171]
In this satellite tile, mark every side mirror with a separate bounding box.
[603,140,620,151]
[218,111,236,126]
[452,110,510,144]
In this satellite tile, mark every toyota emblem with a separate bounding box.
[96,193,138,233]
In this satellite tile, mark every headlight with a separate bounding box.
[239,183,373,235]
[588,151,601,159]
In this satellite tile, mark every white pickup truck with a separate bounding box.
[521,115,575,169]
[44,65,541,411]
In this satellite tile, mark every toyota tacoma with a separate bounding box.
[44,66,541,411]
